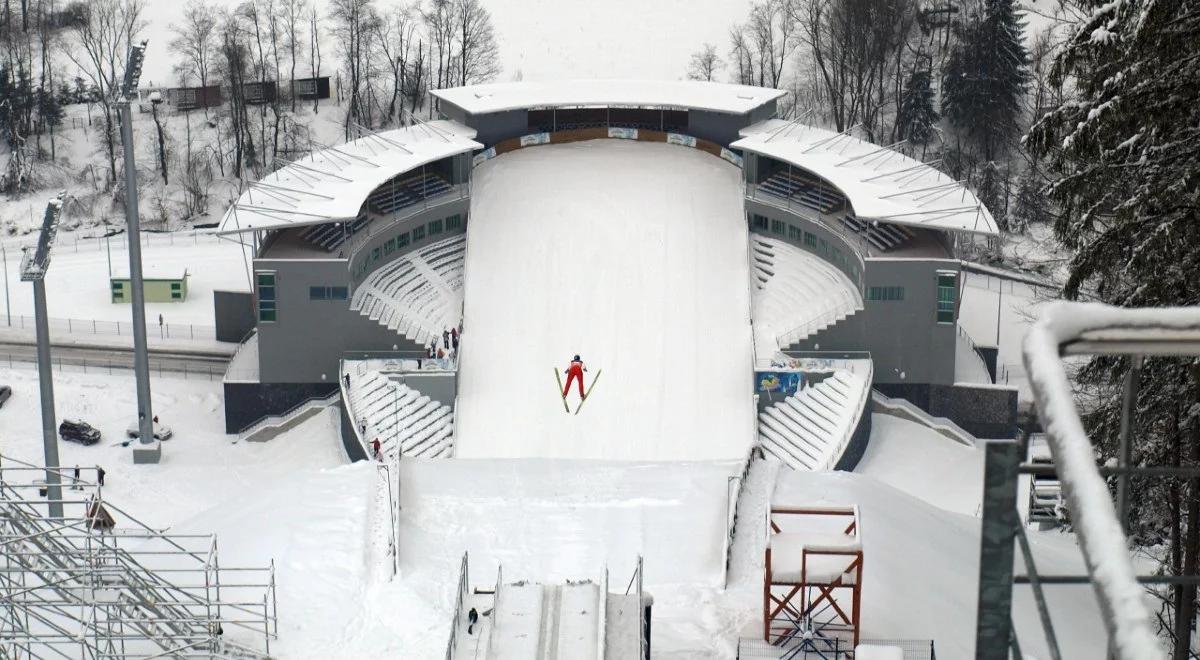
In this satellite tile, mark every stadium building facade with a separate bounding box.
[216,80,1016,461]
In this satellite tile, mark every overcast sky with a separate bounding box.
[135,0,755,89]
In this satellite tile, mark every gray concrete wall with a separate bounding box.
[469,109,529,147]
[687,110,753,146]
[790,258,961,386]
[213,289,255,343]
[223,381,338,433]
[875,382,1018,439]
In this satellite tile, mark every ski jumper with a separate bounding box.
[564,359,586,398]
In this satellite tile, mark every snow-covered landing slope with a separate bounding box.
[455,140,753,460]
[750,234,863,360]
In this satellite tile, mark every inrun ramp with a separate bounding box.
[455,140,753,460]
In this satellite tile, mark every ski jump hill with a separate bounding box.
[215,79,1010,657]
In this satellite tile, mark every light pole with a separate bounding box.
[20,192,66,518]
[115,40,159,464]
[2,243,10,326]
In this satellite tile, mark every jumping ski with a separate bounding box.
[553,368,570,413]
[574,369,602,415]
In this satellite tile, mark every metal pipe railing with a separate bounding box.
[1013,302,1200,658]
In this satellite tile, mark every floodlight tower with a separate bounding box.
[115,40,160,464]
[20,192,66,518]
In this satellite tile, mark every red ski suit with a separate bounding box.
[563,360,586,398]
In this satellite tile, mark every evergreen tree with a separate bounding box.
[1025,0,1200,652]
[897,68,938,145]
[1009,166,1050,233]
[974,161,1007,232]
[941,0,1030,160]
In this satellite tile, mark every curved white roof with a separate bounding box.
[218,120,481,235]
[431,79,787,116]
[733,119,999,236]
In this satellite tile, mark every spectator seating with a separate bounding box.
[757,170,847,215]
[345,370,454,459]
[758,370,868,471]
[299,213,370,252]
[350,234,465,347]
[367,172,455,216]
[751,235,863,350]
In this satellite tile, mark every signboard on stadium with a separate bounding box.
[608,127,638,140]
[755,371,803,398]
[667,133,697,148]
[520,132,550,147]
[472,147,497,167]
[720,148,744,168]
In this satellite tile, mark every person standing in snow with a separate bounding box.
[96,467,105,487]
[562,355,587,399]
[371,438,382,461]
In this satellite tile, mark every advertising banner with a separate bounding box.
[667,133,697,148]
[520,132,551,147]
[608,127,639,140]
[755,371,803,398]
[471,146,497,167]
[720,148,744,168]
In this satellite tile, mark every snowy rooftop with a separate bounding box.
[733,119,999,236]
[217,121,480,235]
[431,79,787,116]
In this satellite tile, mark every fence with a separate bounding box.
[737,637,935,659]
[0,350,227,381]
[1,313,218,342]
[1,228,224,253]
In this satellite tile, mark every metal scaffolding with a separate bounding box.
[0,454,278,659]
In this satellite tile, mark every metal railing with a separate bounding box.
[236,391,339,442]
[1,313,218,342]
[974,301,1200,659]
[444,552,470,660]
[0,349,227,381]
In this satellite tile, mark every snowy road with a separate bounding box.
[454,140,754,460]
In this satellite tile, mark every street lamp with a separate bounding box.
[114,40,160,464]
[20,192,66,518]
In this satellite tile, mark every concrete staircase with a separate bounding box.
[758,369,871,471]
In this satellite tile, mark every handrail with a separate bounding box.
[819,361,873,471]
[236,391,338,441]
[1020,302,1200,658]
[444,552,469,660]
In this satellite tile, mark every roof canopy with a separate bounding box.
[218,120,480,235]
[733,119,998,236]
[431,79,787,116]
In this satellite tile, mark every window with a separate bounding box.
[770,219,786,235]
[819,238,828,257]
[330,286,349,301]
[787,225,801,241]
[804,232,817,249]
[372,247,381,262]
[170,282,182,291]
[412,225,426,241]
[384,238,395,255]
[751,214,769,231]
[446,214,463,231]
[309,286,328,300]
[256,272,277,322]
[936,272,958,323]
[397,232,410,248]
[429,219,444,235]
[111,281,124,302]
[867,286,905,301]
[171,291,183,300]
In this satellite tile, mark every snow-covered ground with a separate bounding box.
[857,413,984,516]
[0,232,250,327]
[959,269,1047,396]
[455,140,754,461]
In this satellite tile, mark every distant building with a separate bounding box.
[243,81,278,105]
[168,86,223,111]
[111,269,189,304]
[292,76,331,101]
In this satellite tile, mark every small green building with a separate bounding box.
[111,269,189,303]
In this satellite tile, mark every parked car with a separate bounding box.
[0,385,11,408]
[59,419,101,446]
[126,420,173,441]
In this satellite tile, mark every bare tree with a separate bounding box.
[62,0,147,188]
[374,3,415,126]
[687,43,722,81]
[747,0,793,88]
[423,0,457,92]
[307,1,321,113]
[281,0,306,111]
[329,0,378,137]
[169,0,218,117]
[728,25,755,85]
[454,0,498,86]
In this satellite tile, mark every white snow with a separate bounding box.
[856,414,984,516]
[454,140,754,460]
[432,79,786,116]
[733,121,1000,235]
[0,232,250,326]
[218,120,480,234]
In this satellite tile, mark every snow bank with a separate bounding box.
[856,414,985,516]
